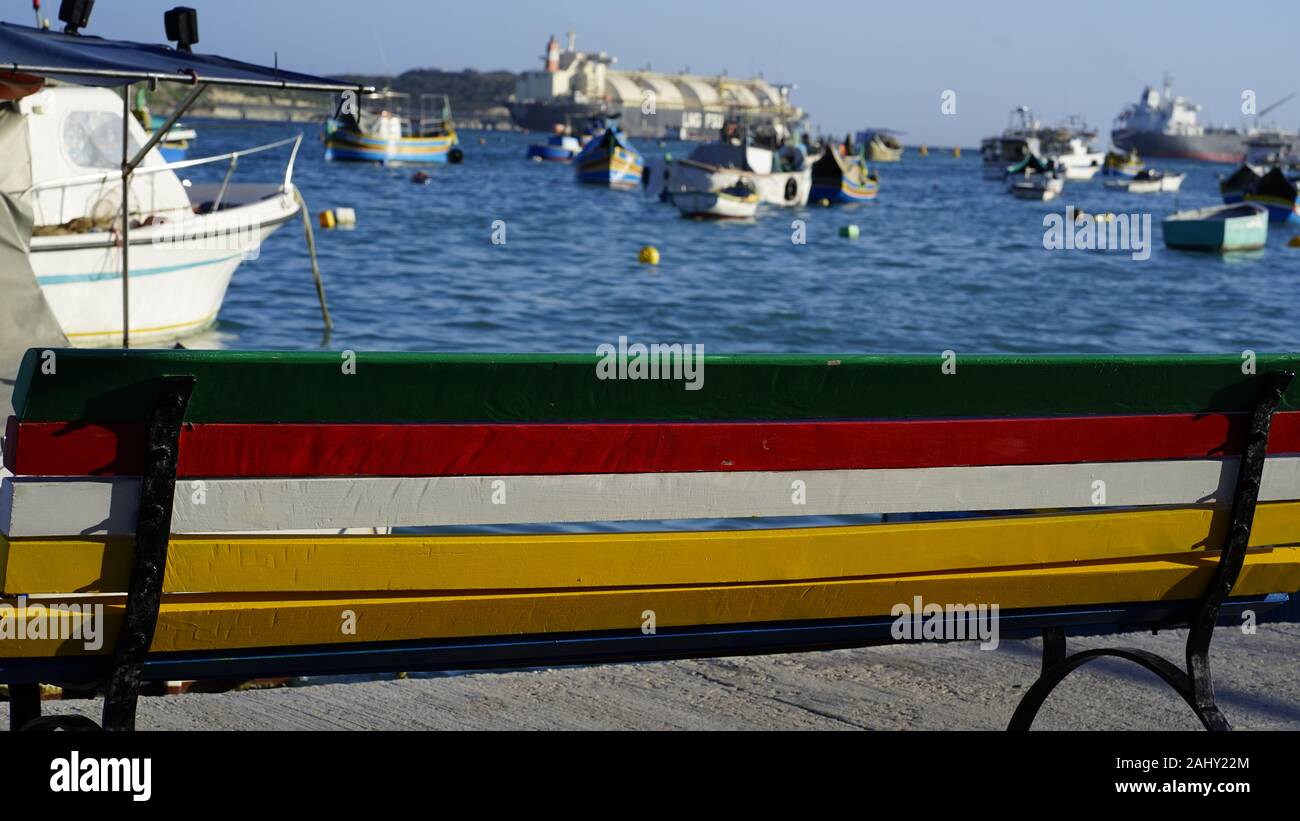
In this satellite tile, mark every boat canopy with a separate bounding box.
[0,21,366,92]
[1007,153,1054,174]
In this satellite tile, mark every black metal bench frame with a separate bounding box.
[7,371,1295,731]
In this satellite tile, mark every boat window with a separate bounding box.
[62,111,142,170]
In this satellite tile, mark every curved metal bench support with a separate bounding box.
[1009,370,1294,731]
[99,375,195,731]
[11,376,196,732]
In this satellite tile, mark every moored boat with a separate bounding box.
[980,107,1041,179]
[1162,203,1269,252]
[573,119,644,187]
[1242,167,1300,224]
[1220,163,1265,204]
[526,133,584,162]
[649,118,814,207]
[1103,148,1145,178]
[11,86,303,346]
[1041,119,1104,181]
[325,91,462,165]
[1104,169,1184,193]
[0,20,360,349]
[810,147,879,203]
[858,129,903,162]
[672,180,760,219]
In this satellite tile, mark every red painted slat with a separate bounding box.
[10,412,1300,478]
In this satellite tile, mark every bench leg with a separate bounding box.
[1008,370,1294,732]
[100,375,195,732]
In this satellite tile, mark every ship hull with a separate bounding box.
[1111,129,1247,164]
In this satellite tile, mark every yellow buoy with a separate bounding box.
[919,145,929,156]
[952,146,961,158]
[1289,235,1300,248]
[318,210,337,230]
[638,245,660,265]
[819,198,831,207]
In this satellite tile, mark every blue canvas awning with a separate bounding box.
[0,21,367,92]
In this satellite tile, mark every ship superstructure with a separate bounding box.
[1111,74,1297,164]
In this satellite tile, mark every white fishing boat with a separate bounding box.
[981,107,1041,179]
[647,118,814,207]
[672,180,760,219]
[7,85,302,346]
[0,16,364,353]
[1104,169,1185,193]
[1042,121,1105,181]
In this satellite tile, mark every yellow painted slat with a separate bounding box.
[1,548,1298,657]
[5,502,1300,595]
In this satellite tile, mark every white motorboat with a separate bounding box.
[672,180,760,219]
[1040,118,1105,181]
[6,85,302,346]
[646,119,814,207]
[1103,169,1186,193]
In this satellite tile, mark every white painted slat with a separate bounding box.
[8,458,1300,538]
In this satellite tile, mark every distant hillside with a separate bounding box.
[340,69,518,112]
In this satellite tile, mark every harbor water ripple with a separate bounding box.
[191,123,1297,357]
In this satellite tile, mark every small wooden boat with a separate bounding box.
[1242,167,1300,224]
[1103,149,1144,178]
[1103,169,1185,193]
[1006,156,1064,201]
[1162,203,1269,252]
[672,180,760,219]
[1009,173,1064,201]
[574,120,644,188]
[810,149,879,203]
[526,133,584,162]
[859,129,903,162]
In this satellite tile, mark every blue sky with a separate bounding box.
[6,0,1297,143]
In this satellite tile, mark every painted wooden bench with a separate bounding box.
[3,349,1300,731]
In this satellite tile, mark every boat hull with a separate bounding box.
[1242,194,1300,224]
[526,143,579,162]
[30,190,298,346]
[672,190,759,219]
[668,162,811,207]
[324,125,458,165]
[1111,129,1249,164]
[810,178,878,203]
[575,145,644,188]
[1162,204,1269,252]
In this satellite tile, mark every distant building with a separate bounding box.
[509,32,805,140]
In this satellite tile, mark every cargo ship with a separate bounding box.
[1111,74,1297,164]
[508,32,805,140]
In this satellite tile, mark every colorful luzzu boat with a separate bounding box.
[324,93,462,166]
[574,121,644,188]
[1242,167,1300,224]
[810,148,879,203]
[1104,149,1145,178]
[324,116,460,165]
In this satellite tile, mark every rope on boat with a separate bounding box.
[293,186,333,332]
